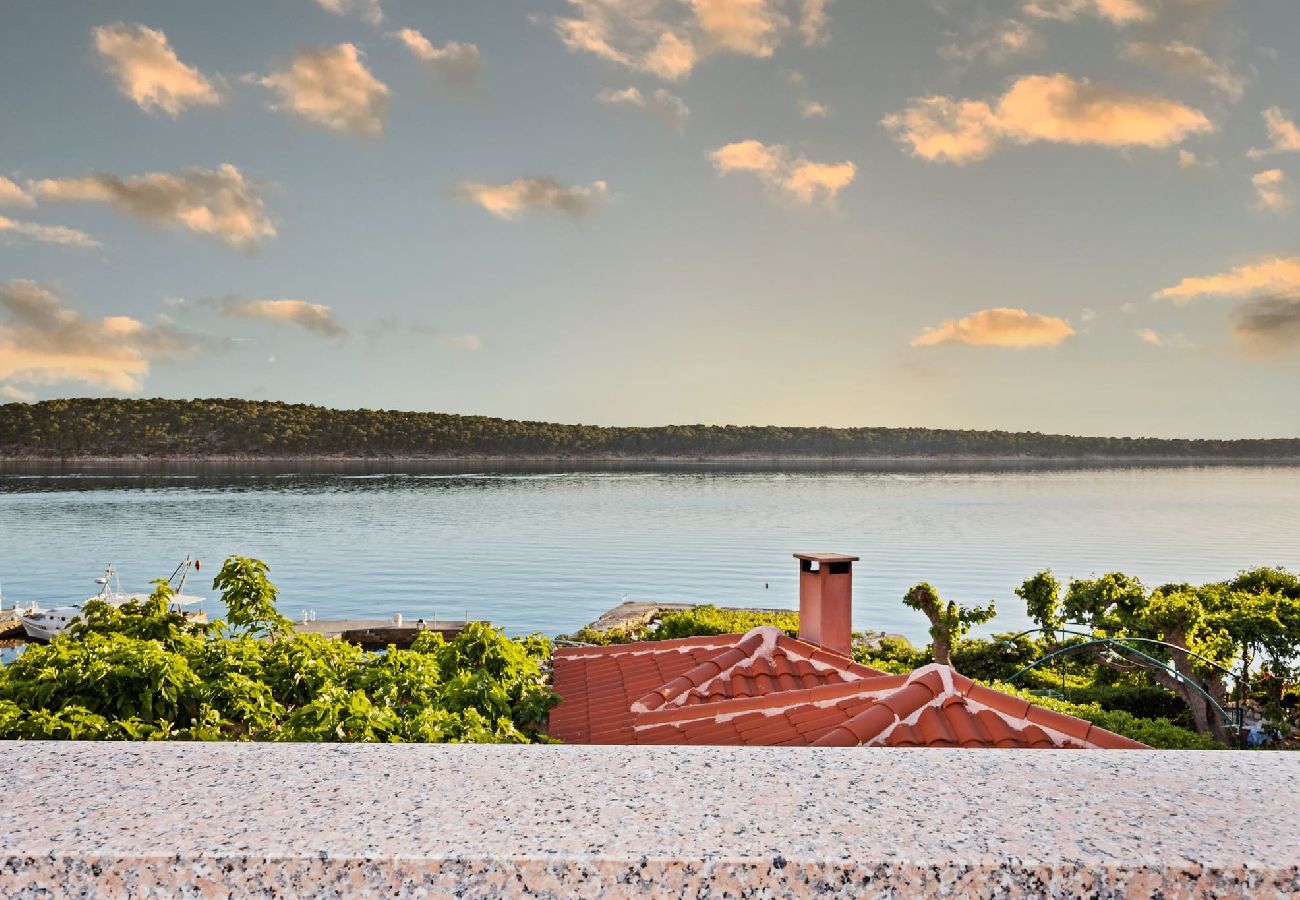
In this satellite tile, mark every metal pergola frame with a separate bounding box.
[999,626,1247,746]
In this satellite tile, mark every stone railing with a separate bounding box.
[0,743,1296,897]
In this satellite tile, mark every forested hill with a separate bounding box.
[2,398,1298,460]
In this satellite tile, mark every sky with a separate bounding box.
[0,0,1298,438]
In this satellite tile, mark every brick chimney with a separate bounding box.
[794,552,858,657]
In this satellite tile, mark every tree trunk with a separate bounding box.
[931,633,952,667]
[1091,645,1230,745]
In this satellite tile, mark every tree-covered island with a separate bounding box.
[3,398,1299,461]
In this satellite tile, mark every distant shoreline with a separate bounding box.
[5,399,1299,466]
[4,453,1300,466]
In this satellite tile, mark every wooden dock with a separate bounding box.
[0,610,24,640]
[292,618,473,650]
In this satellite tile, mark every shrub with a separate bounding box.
[651,605,799,640]
[0,556,558,743]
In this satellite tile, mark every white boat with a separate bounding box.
[19,559,206,642]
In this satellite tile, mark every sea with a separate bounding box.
[2,462,1298,645]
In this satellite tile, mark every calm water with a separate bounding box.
[2,464,1298,644]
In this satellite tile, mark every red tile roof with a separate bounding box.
[548,627,1148,750]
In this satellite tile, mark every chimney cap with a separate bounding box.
[794,552,859,563]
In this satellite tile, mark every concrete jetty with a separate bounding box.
[575,600,907,649]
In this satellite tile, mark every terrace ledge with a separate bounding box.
[0,742,1296,898]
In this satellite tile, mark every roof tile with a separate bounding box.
[549,629,1148,750]
[1025,704,1095,743]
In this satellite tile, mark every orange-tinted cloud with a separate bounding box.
[1137,328,1196,349]
[1252,170,1291,214]
[254,44,389,138]
[597,86,690,132]
[390,28,483,95]
[0,216,99,249]
[940,19,1039,66]
[800,0,832,46]
[1154,257,1300,302]
[93,22,220,117]
[554,0,819,81]
[1023,0,1153,26]
[219,299,345,337]
[911,307,1076,348]
[454,177,609,220]
[0,280,197,392]
[1123,40,1244,101]
[884,74,1212,163]
[692,0,788,56]
[31,164,274,251]
[0,177,35,209]
[1248,107,1300,159]
[313,0,383,26]
[711,140,855,203]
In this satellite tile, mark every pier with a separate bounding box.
[292,618,473,649]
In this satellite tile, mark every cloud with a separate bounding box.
[883,73,1213,163]
[1022,0,1154,25]
[711,140,856,203]
[553,0,813,81]
[1177,148,1212,169]
[882,97,1004,164]
[0,177,35,209]
[1248,107,1300,159]
[453,177,609,220]
[940,19,1040,66]
[390,29,483,95]
[219,298,345,337]
[254,44,389,139]
[800,0,832,46]
[911,307,1076,348]
[1122,40,1245,100]
[92,22,221,117]
[692,0,788,56]
[596,86,690,131]
[597,86,645,105]
[1153,257,1300,301]
[1252,169,1291,214]
[313,0,383,26]
[441,333,483,351]
[1233,296,1300,355]
[798,99,832,118]
[1137,327,1196,348]
[0,216,100,249]
[30,164,274,251]
[0,280,198,392]
[1,384,35,403]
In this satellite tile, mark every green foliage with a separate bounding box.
[212,557,294,637]
[948,633,1042,683]
[6,397,1300,459]
[651,605,799,641]
[0,556,558,743]
[1016,571,1063,632]
[902,582,996,666]
[1063,684,1190,723]
[855,636,926,674]
[1015,565,1300,741]
[559,626,641,646]
[987,682,1220,749]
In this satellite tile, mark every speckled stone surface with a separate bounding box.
[0,744,1296,898]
